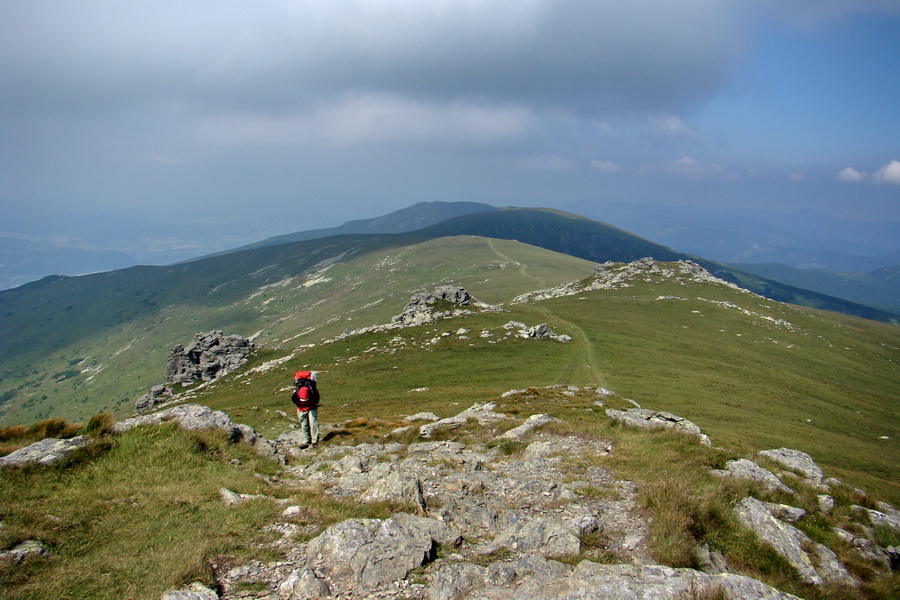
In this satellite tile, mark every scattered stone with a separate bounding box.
[0,436,92,468]
[482,515,581,557]
[818,495,835,515]
[0,540,50,562]
[710,459,794,495]
[606,408,711,445]
[758,448,824,483]
[406,412,441,422]
[219,488,267,507]
[167,330,254,386]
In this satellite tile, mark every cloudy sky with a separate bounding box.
[2,1,898,260]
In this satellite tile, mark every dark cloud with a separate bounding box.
[1,1,749,117]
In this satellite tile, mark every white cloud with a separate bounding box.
[645,115,697,140]
[873,160,900,185]
[590,159,623,173]
[788,172,806,182]
[836,167,868,183]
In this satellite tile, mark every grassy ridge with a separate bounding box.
[185,268,898,504]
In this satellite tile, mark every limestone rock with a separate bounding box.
[361,472,427,515]
[710,459,794,494]
[166,330,253,386]
[430,560,803,600]
[734,496,821,585]
[160,582,219,600]
[0,436,91,468]
[277,567,330,600]
[305,516,438,591]
[759,448,824,483]
[219,487,266,507]
[420,402,510,439]
[606,408,711,445]
[500,414,559,440]
[484,516,581,557]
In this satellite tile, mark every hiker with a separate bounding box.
[292,370,320,449]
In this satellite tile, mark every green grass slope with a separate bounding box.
[0,236,596,425]
[183,260,898,503]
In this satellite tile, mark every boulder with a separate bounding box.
[430,560,803,600]
[166,331,253,386]
[758,448,824,483]
[0,436,91,468]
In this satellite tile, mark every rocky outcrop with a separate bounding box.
[431,560,804,600]
[734,497,855,587]
[134,384,172,413]
[392,286,476,327]
[0,435,91,468]
[166,331,253,386]
[513,258,742,304]
[114,404,282,463]
[605,408,711,445]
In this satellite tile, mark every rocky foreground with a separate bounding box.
[7,390,897,600]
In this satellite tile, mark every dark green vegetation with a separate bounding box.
[734,263,900,314]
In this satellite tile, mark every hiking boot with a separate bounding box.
[298,444,309,450]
